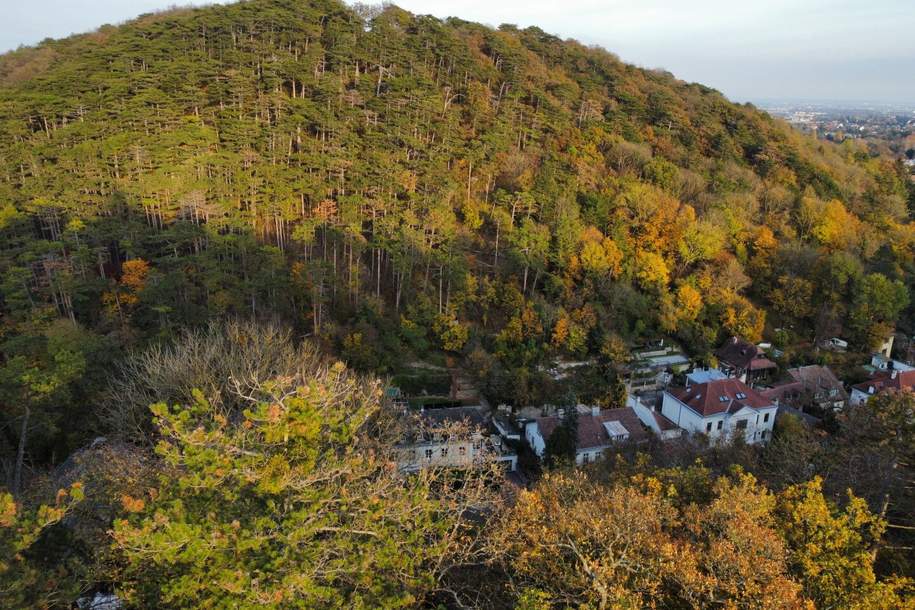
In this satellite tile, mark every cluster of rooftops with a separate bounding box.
[395,335,915,473]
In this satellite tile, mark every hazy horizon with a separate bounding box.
[4,0,914,106]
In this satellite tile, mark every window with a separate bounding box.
[718,395,728,402]
[706,422,713,433]
[459,446,467,456]
[441,447,449,458]
[736,392,747,399]
[717,421,723,430]
[425,449,433,460]
[763,413,770,423]
[735,420,748,430]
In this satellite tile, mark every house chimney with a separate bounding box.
[557,408,565,418]
[891,370,898,379]
[591,405,600,417]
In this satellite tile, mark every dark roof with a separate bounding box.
[852,370,915,396]
[669,378,774,417]
[716,336,769,371]
[492,413,521,437]
[787,365,847,399]
[535,407,649,450]
[749,357,777,371]
[421,406,487,428]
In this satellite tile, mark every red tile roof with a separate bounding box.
[536,407,649,450]
[669,378,774,417]
[852,370,915,396]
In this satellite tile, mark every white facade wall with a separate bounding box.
[525,422,614,465]
[576,448,610,465]
[724,405,776,444]
[400,437,481,471]
[661,392,776,445]
[849,388,871,406]
[525,421,547,457]
[661,393,707,435]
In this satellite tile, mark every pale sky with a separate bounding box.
[3,0,914,104]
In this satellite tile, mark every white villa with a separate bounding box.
[661,374,777,444]
[398,406,517,472]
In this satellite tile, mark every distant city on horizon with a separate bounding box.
[753,98,915,112]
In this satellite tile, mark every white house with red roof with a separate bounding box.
[661,374,777,444]
[849,369,915,406]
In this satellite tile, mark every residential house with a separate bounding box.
[398,406,517,472]
[715,336,777,386]
[525,406,650,465]
[849,369,915,406]
[761,365,847,412]
[868,353,915,374]
[661,376,777,444]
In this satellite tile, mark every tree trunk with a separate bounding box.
[13,407,29,496]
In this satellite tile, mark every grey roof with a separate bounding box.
[421,406,487,428]
[787,365,846,398]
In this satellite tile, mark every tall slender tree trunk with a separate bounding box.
[438,265,444,313]
[13,407,29,496]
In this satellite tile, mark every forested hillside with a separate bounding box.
[2,2,914,355]
[2,2,915,605]
[3,0,915,475]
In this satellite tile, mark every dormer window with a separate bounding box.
[719,395,728,402]
[735,392,747,399]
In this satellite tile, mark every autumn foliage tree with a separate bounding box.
[111,353,499,608]
[489,468,808,608]
[0,483,85,608]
